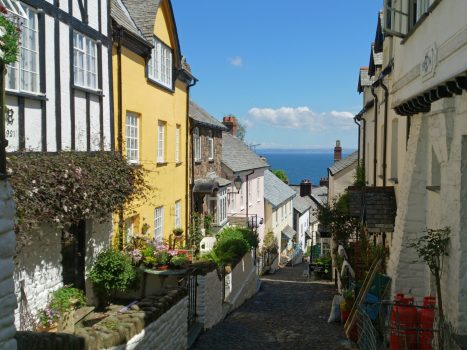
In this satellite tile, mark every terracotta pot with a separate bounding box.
[36,324,58,333]
[157,265,169,271]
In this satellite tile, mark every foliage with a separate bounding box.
[0,12,20,64]
[8,152,148,253]
[50,285,86,313]
[37,306,60,328]
[237,227,259,249]
[204,214,213,236]
[303,246,311,257]
[142,245,156,267]
[342,289,355,301]
[154,250,171,266]
[261,230,278,255]
[272,169,289,184]
[170,254,189,269]
[173,227,184,236]
[89,249,138,303]
[189,212,203,255]
[353,165,365,187]
[208,227,251,265]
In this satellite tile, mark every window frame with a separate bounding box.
[175,125,180,163]
[193,127,201,162]
[208,130,214,161]
[240,185,245,210]
[229,185,236,213]
[73,30,98,90]
[174,200,181,229]
[6,3,40,94]
[154,206,164,243]
[217,188,228,226]
[248,179,252,207]
[125,112,139,164]
[157,121,166,163]
[256,178,261,202]
[147,36,173,90]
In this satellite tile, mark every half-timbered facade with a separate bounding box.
[3,0,113,153]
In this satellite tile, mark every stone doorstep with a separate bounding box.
[74,306,95,325]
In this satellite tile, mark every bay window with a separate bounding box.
[148,37,173,89]
[6,3,40,93]
[73,31,98,89]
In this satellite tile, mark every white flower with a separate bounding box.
[63,205,68,212]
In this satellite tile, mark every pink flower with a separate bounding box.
[0,5,8,14]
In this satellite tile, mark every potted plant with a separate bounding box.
[173,227,184,237]
[340,289,354,323]
[170,254,189,269]
[36,306,60,333]
[154,250,171,270]
[49,285,86,333]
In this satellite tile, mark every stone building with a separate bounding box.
[189,101,230,231]
[354,0,467,335]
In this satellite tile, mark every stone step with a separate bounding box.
[74,306,95,325]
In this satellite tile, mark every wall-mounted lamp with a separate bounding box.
[233,175,243,193]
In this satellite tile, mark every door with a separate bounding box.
[61,221,86,291]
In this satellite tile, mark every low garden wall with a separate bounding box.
[16,287,187,350]
[196,266,224,330]
[225,250,258,310]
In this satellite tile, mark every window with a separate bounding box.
[126,113,139,163]
[157,121,166,163]
[6,4,40,93]
[147,37,172,89]
[248,180,252,206]
[125,218,134,243]
[193,128,201,162]
[208,130,214,160]
[154,206,164,242]
[174,200,181,228]
[73,31,97,89]
[384,0,434,37]
[229,186,236,212]
[240,185,244,210]
[217,188,227,225]
[281,205,285,221]
[275,210,278,227]
[175,125,180,163]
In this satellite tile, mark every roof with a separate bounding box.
[281,225,296,240]
[293,195,313,214]
[121,0,162,41]
[264,170,296,208]
[328,151,358,176]
[222,133,269,173]
[111,0,148,43]
[189,101,227,130]
[368,43,383,76]
[311,186,328,206]
[309,201,319,222]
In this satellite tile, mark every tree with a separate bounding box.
[272,169,289,184]
[237,121,246,141]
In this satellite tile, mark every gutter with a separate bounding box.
[380,79,389,187]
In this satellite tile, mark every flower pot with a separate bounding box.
[157,265,169,271]
[36,324,58,333]
[224,265,232,273]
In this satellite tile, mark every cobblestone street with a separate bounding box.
[191,263,351,350]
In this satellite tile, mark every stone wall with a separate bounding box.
[196,268,223,330]
[0,181,18,350]
[14,218,113,330]
[193,127,222,180]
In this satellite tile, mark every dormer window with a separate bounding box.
[384,0,436,37]
[148,37,173,89]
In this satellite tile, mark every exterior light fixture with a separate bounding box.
[233,175,243,193]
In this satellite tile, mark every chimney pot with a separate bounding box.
[300,179,312,197]
[334,140,342,162]
[223,116,238,136]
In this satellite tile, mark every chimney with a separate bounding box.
[300,179,312,197]
[320,177,329,187]
[334,140,342,162]
[223,116,238,136]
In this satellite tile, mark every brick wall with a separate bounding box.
[193,127,222,180]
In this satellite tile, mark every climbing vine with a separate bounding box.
[0,8,20,65]
[7,151,149,252]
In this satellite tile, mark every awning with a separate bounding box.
[193,179,219,194]
[281,225,296,240]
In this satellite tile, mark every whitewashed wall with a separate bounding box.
[0,181,17,350]
[196,269,224,330]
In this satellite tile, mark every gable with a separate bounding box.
[154,0,182,66]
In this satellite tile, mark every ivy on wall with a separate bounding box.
[7,152,149,252]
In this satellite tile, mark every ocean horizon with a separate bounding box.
[257,149,355,185]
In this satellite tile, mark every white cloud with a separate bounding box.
[248,106,355,132]
[229,56,243,67]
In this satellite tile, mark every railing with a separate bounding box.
[227,213,259,231]
[183,268,198,329]
[256,250,278,276]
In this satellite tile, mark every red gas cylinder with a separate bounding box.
[390,294,418,350]
[419,296,436,350]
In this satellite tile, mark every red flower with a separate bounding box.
[0,5,8,14]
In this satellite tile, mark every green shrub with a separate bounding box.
[89,249,138,304]
[212,229,250,266]
[50,285,86,313]
[237,227,259,249]
[170,254,189,269]
[154,251,171,266]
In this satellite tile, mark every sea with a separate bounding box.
[257,149,354,186]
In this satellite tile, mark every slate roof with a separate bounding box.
[111,0,148,43]
[282,225,296,240]
[222,133,269,173]
[328,151,358,176]
[309,201,319,222]
[121,0,162,41]
[293,194,313,214]
[311,186,328,206]
[264,170,296,208]
[358,67,374,93]
[189,101,227,130]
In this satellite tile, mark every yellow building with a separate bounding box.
[111,0,195,245]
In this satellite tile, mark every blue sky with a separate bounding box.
[171,1,382,150]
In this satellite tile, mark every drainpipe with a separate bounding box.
[380,79,389,187]
[354,116,361,167]
[370,87,378,187]
[362,117,366,181]
[185,77,198,247]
